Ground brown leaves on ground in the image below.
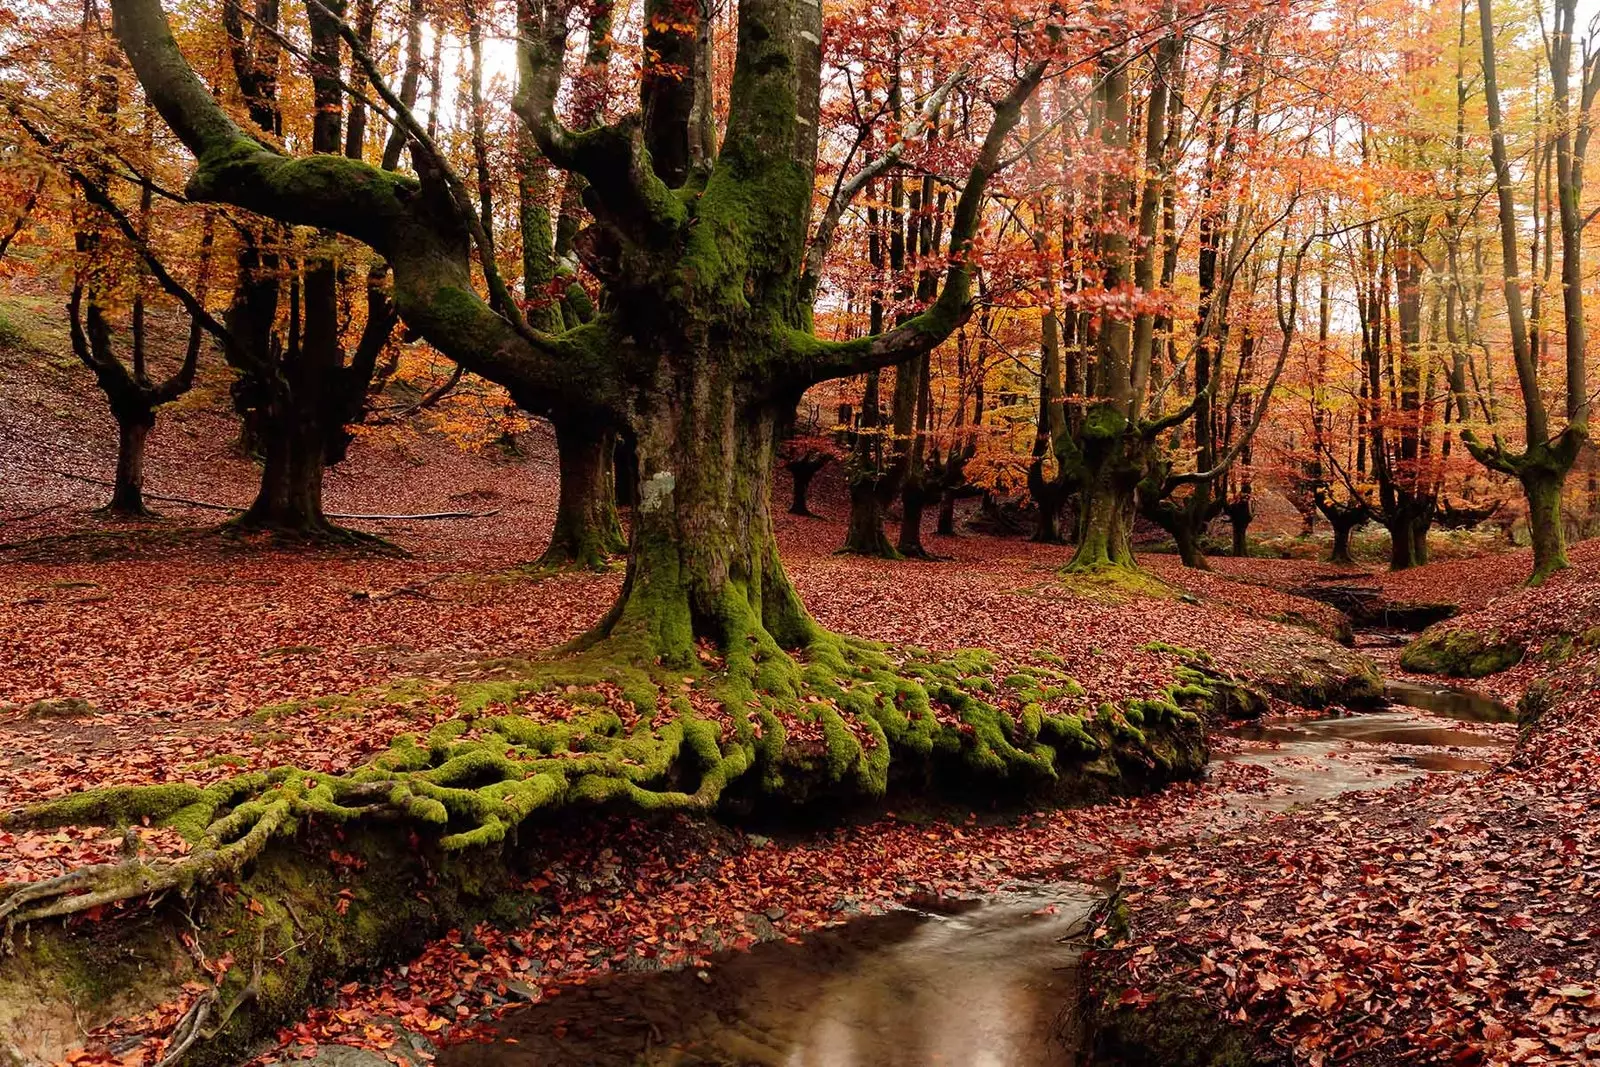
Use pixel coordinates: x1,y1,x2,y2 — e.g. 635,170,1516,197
1099,543,1600,1067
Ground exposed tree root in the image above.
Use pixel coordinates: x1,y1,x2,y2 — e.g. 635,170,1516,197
0,634,1221,935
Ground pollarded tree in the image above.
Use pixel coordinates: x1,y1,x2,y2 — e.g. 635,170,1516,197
1470,0,1592,583
111,0,1042,669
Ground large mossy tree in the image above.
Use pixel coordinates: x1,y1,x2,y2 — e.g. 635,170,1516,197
110,0,1042,664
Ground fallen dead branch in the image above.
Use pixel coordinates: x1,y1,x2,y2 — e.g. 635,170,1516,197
46,470,499,520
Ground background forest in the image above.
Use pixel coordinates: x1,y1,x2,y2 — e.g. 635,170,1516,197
5,0,1600,1064
1,0,1597,576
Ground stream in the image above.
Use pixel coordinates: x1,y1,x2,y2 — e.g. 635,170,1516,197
437,681,1516,1067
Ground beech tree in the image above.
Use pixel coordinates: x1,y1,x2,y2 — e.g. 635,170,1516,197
1469,0,1592,583
109,0,1043,670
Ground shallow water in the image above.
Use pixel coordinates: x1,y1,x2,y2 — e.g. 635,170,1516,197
1213,683,1515,811
437,887,1099,1066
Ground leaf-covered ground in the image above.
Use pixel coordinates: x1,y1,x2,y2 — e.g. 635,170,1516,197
2,425,1376,886
8,347,1583,1066
1095,544,1600,1066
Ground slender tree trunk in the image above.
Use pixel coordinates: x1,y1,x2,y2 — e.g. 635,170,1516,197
1227,498,1252,557
936,488,958,536
107,412,154,517
541,416,627,568
897,486,928,557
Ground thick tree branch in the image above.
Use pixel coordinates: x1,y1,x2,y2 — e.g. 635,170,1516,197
107,0,625,419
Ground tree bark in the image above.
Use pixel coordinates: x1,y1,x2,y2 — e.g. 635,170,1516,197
107,413,155,517
239,385,330,533
1227,497,1251,557
1522,452,1573,583
540,416,627,568
1331,519,1356,565
785,454,827,516
1067,407,1141,570
587,379,812,667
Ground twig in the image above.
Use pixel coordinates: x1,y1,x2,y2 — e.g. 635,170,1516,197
152,990,216,1067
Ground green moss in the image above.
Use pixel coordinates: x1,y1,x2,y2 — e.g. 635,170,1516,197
1400,627,1525,678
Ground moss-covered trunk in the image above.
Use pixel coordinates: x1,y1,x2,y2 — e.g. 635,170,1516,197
1141,486,1215,571
1385,516,1414,570
1523,462,1570,584
591,368,813,667
1068,407,1140,571
1073,480,1136,570
541,415,627,568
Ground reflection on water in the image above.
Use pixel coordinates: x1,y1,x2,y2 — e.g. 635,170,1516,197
1381,679,1516,723
1216,686,1514,813
440,889,1098,1067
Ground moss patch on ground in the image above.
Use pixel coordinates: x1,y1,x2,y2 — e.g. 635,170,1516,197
0,632,1250,1065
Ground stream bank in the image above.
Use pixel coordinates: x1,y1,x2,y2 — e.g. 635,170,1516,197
379,682,1513,1066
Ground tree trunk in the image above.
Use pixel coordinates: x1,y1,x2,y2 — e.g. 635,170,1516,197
1066,406,1139,570
1172,518,1206,569
1331,519,1356,565
897,484,929,558
1386,518,1416,570
841,480,898,557
1523,462,1570,584
936,488,958,536
106,413,155,517
1072,480,1136,570
1224,495,1252,558
541,416,627,568
1032,495,1063,544
786,455,827,516
589,380,813,667
240,397,329,532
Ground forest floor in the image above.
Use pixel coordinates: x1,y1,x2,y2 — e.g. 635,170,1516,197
3,328,1594,1065
1095,545,1600,1066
